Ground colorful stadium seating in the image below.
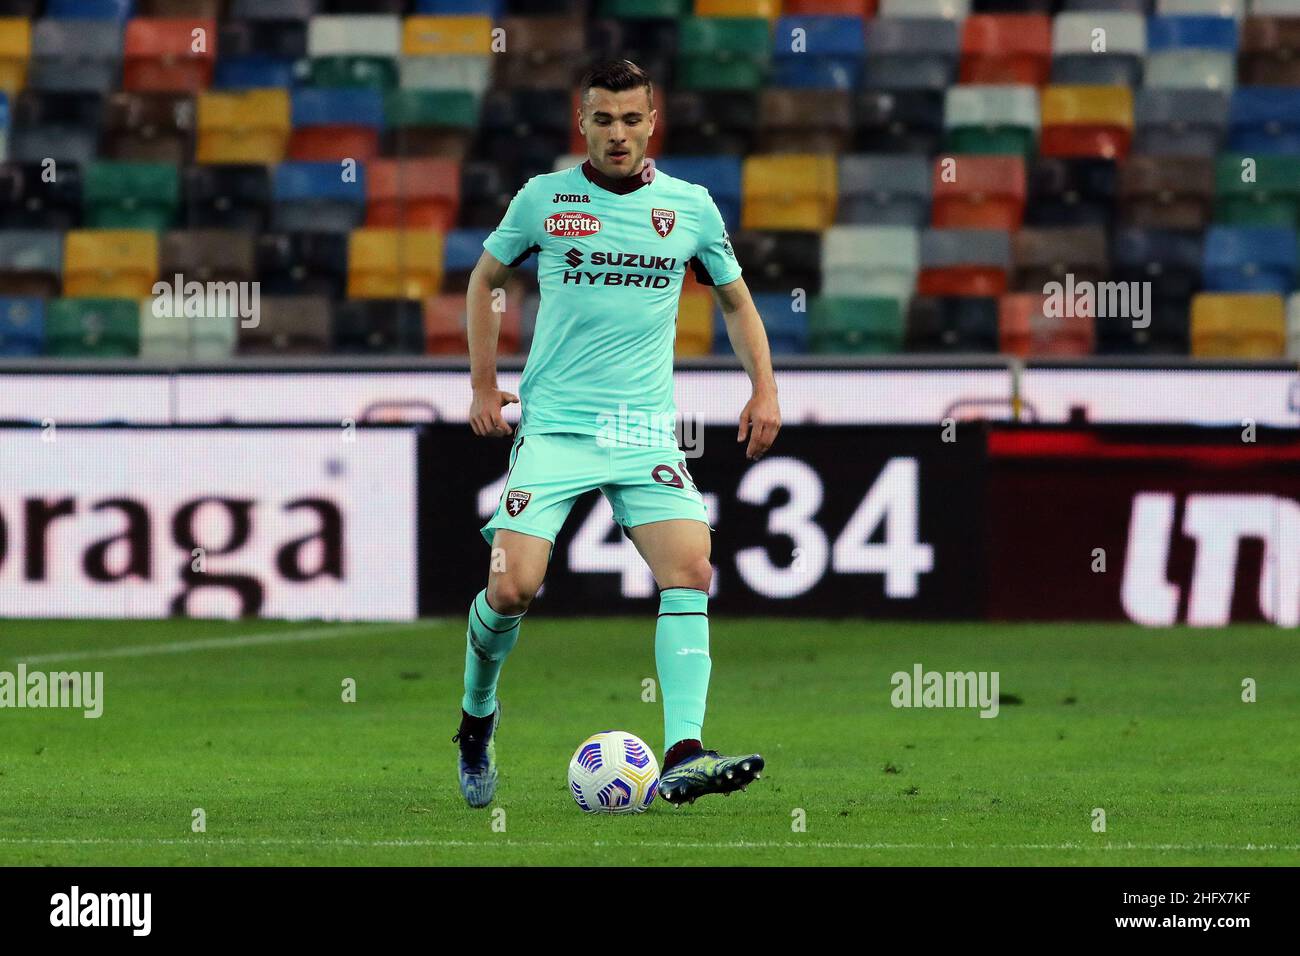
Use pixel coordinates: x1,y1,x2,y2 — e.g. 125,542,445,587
0,2,1295,361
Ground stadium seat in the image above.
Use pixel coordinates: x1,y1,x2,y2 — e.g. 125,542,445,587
212,15,305,89
675,288,714,356
0,229,61,296
1051,13,1146,86
930,155,1027,230
83,160,180,229
655,156,742,232
1214,154,1300,227
718,291,807,353
741,154,838,230
905,295,1000,352
863,18,961,90
665,90,759,156
0,161,82,229
63,228,158,297
290,89,384,163
960,15,1052,85
44,297,140,357
0,294,43,355
771,16,865,90
272,161,366,234
306,14,401,90
917,228,1011,297
785,0,877,12
160,228,256,283
1228,87,1300,154
474,89,569,182
196,89,291,164
347,228,443,299
45,0,134,17
1117,155,1214,230
1146,16,1238,91
10,91,104,165
29,18,123,94
1155,0,1243,16
138,297,191,360
494,15,587,90
1011,225,1109,291
238,294,332,355
1240,15,1300,86
399,15,492,94
757,89,853,153
1132,88,1228,156
730,230,822,293
998,292,1095,357
697,0,780,16
183,163,271,230
123,18,217,93
230,0,317,20
854,89,945,154
383,88,478,160
257,231,349,298
1040,85,1134,159
1026,157,1118,227
676,17,770,91
1190,292,1285,357
1288,291,1300,358
423,292,468,354
943,84,1039,158
440,227,489,291
821,224,919,300
332,299,425,354
0,16,28,98
596,1,689,18
1113,226,1204,307
809,296,905,354
103,92,195,164
365,158,459,230
880,0,970,17
1202,226,1298,293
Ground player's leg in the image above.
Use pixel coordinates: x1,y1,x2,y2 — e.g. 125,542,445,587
456,433,594,807
608,453,764,804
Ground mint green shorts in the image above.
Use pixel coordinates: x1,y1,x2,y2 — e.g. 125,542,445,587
480,432,710,547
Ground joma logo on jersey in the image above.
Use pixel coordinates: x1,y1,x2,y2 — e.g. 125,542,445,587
505,490,532,517
651,208,676,237
553,193,590,203
545,212,602,237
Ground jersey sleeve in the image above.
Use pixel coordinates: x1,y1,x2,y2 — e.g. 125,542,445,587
688,188,742,287
483,178,541,268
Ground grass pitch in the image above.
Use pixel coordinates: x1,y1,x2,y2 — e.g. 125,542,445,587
0,616,1296,867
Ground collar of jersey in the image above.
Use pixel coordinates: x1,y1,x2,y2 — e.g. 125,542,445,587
581,157,655,195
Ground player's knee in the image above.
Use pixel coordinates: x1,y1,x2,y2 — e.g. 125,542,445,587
487,577,537,616
664,557,712,594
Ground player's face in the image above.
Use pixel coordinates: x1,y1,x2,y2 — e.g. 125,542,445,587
579,86,656,179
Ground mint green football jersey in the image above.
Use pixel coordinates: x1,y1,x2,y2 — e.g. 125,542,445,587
482,160,742,448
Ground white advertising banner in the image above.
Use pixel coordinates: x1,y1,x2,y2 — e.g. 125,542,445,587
0,428,417,620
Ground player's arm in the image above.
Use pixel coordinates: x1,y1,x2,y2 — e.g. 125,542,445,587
467,249,519,438
712,276,780,461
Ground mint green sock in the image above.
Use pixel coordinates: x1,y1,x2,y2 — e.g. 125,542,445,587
655,587,712,751
462,589,524,717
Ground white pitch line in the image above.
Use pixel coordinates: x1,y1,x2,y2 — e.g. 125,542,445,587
0,838,1296,852
13,621,442,665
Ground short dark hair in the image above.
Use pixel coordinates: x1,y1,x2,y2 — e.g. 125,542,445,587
580,59,654,110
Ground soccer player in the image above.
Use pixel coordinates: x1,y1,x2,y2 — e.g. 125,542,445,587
455,59,781,809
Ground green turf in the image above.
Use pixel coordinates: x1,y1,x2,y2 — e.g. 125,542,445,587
0,617,1297,866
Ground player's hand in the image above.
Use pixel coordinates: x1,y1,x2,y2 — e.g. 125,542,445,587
738,388,780,461
469,387,518,438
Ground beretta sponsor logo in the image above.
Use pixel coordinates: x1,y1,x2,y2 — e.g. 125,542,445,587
545,211,602,237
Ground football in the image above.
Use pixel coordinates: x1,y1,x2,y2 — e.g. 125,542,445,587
567,731,660,813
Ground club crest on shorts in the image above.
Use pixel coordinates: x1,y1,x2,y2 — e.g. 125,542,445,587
651,208,676,238
506,490,532,517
